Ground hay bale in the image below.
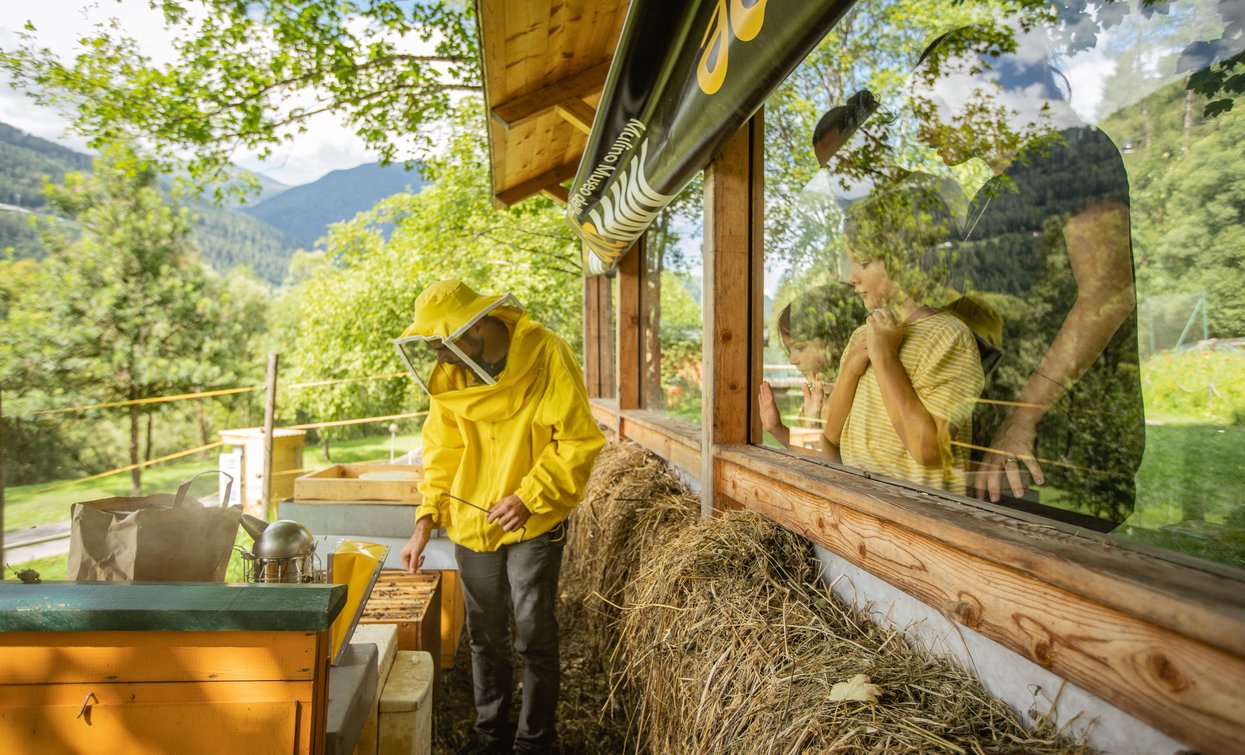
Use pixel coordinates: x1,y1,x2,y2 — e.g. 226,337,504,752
563,441,700,665
615,510,1093,755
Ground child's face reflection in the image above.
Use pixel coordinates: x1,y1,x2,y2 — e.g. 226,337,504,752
844,248,898,310
783,335,832,382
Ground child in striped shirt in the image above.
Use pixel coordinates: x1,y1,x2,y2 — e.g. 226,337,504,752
821,180,984,495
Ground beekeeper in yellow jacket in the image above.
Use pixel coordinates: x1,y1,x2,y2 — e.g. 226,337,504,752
395,280,604,755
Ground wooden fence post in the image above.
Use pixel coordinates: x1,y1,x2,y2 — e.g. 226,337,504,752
262,353,279,520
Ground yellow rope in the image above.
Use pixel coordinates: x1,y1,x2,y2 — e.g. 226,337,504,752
32,371,410,416
948,439,1109,475
25,405,428,495
289,411,428,431
30,441,226,494
34,387,261,416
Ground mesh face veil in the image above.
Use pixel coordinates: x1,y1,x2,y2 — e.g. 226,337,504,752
394,293,523,394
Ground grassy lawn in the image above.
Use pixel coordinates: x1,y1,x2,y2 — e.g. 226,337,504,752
1116,422,1245,570
3,430,423,532
3,431,422,574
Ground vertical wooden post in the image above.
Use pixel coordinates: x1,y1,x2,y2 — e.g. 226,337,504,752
262,353,279,520
701,110,764,517
599,272,616,399
583,268,600,397
748,112,766,447
617,237,643,413
582,260,616,400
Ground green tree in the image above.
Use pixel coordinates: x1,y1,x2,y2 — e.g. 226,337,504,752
284,104,582,450
26,143,233,494
0,1,478,198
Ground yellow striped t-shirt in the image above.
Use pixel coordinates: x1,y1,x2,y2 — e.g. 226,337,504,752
833,311,984,495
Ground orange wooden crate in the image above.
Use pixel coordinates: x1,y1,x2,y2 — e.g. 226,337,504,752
437,569,466,669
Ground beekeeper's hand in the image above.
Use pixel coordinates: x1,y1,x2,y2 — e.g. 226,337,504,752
487,493,532,532
400,515,435,573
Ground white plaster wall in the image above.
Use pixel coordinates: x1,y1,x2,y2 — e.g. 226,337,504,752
812,544,1189,755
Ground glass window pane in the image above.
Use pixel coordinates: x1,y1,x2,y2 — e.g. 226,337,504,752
760,0,1245,570
642,177,704,425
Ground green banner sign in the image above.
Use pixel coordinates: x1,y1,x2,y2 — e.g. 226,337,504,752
568,0,852,274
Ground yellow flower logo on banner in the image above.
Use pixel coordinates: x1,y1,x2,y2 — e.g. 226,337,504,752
697,0,769,95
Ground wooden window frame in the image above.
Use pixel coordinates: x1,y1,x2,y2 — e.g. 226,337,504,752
584,108,1245,753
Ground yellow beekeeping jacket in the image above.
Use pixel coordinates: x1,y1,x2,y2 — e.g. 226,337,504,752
410,297,605,552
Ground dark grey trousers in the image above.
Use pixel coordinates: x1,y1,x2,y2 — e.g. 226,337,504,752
455,525,565,751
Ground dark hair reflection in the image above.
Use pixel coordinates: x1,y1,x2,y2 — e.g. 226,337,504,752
913,25,1144,529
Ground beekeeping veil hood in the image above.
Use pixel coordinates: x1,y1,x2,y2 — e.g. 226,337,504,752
395,280,524,395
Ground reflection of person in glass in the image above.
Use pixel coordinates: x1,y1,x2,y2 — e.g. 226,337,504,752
760,285,864,449
821,181,985,495
910,25,1143,527
759,95,876,451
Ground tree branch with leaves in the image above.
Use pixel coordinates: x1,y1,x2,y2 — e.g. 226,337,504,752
1,0,480,200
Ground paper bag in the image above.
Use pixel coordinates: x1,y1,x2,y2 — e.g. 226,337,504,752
68,473,243,582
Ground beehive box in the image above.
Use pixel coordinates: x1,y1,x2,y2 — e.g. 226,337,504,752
436,569,466,670
294,464,423,503
359,570,441,665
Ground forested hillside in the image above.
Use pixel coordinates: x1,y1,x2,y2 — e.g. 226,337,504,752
242,162,427,248
1103,77,1245,338
187,200,303,284
0,122,93,209
0,122,303,282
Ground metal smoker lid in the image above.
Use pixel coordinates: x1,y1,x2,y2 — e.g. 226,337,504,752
252,519,315,559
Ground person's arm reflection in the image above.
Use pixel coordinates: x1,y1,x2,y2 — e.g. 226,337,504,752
821,331,868,463
976,200,1135,500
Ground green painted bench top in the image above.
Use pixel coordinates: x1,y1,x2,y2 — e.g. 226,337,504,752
0,582,347,632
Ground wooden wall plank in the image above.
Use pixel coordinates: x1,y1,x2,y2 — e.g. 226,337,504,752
582,267,615,400
716,451,1245,755
617,238,642,411
599,272,615,398
590,400,618,429
619,412,702,480
716,445,1245,657
749,110,766,446
584,270,602,398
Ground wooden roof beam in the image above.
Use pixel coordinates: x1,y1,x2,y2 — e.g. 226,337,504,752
495,159,581,208
541,184,571,205
554,98,596,135
490,62,611,131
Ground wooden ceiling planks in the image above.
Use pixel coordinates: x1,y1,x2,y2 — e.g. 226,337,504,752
479,0,629,207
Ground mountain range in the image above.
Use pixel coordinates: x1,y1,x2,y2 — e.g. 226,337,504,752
0,121,426,283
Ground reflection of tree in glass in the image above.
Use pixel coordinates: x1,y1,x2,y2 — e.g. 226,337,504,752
915,27,1144,527
643,179,704,420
